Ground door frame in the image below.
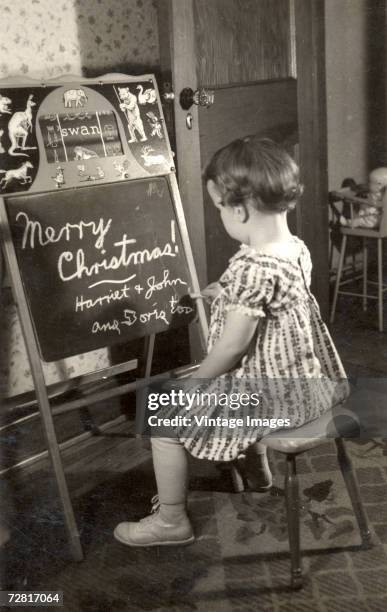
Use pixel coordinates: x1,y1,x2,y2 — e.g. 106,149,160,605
294,0,329,317
158,0,206,288
158,0,329,317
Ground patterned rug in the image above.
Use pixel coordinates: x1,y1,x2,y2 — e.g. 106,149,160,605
208,471,361,558
4,439,381,611
187,441,365,556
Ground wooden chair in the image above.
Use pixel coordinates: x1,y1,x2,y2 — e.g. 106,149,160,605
330,187,387,331
231,408,371,590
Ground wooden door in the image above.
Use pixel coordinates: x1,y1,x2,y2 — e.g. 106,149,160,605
158,0,329,316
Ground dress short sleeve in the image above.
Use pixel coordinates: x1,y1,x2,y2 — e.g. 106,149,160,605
299,245,312,289
223,259,275,318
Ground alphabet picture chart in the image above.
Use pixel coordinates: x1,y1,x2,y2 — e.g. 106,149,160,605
39,110,124,164
0,74,174,195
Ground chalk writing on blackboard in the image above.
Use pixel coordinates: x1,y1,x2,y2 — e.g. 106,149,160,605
7,178,195,361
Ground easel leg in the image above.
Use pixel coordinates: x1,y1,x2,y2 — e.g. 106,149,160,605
142,333,156,378
27,383,83,560
0,202,83,561
135,334,156,444
42,415,83,561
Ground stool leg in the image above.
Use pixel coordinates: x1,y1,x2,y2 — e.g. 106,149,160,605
285,455,303,589
330,234,347,324
230,461,245,493
335,438,372,547
377,238,383,332
329,238,334,275
362,238,368,312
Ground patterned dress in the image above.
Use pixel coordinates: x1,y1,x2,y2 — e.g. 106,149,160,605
167,237,349,461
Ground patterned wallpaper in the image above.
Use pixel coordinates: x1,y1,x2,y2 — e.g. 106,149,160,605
0,293,111,398
0,0,160,396
0,0,159,80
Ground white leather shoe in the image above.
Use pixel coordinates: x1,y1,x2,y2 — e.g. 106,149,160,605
114,511,194,547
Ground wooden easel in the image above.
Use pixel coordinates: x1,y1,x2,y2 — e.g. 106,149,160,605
0,171,208,560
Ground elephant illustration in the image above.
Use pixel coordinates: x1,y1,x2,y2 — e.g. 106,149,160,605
63,89,88,108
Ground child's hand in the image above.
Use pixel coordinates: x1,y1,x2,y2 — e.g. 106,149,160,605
200,282,222,302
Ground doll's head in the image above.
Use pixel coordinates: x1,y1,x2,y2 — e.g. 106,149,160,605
203,136,303,213
369,167,387,198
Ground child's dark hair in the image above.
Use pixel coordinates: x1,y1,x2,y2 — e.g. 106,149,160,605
203,136,303,212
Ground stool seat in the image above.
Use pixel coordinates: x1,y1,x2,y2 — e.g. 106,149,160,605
340,226,381,238
262,407,358,454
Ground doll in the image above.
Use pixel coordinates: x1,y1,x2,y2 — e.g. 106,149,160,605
340,167,387,229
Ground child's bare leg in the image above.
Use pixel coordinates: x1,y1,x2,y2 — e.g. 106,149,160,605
152,437,188,521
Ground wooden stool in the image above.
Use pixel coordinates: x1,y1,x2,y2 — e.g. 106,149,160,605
231,409,372,590
329,188,387,332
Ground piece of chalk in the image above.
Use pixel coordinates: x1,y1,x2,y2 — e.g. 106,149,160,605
189,293,204,299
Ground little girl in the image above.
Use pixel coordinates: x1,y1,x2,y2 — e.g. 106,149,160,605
114,137,349,547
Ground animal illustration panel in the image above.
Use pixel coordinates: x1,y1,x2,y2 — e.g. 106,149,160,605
89,82,172,175
0,87,52,194
0,77,173,193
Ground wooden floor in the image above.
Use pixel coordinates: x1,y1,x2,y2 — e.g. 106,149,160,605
16,418,150,497
2,292,387,610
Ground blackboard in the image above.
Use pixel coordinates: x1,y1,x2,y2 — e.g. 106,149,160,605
6,178,196,361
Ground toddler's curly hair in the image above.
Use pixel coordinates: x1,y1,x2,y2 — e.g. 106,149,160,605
203,136,303,212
